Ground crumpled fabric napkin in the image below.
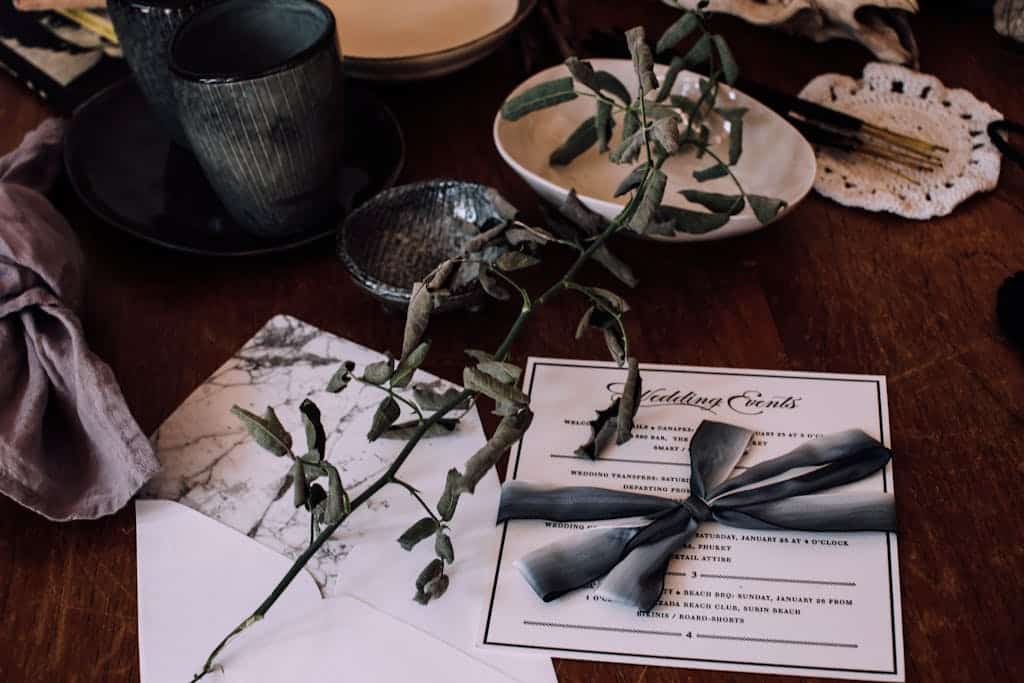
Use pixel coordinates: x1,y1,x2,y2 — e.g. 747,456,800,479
0,119,159,521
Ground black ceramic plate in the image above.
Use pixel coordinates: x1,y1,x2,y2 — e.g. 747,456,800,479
64,78,404,256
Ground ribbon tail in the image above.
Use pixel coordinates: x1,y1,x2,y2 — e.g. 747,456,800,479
514,526,641,602
714,492,897,532
498,481,677,523
595,518,699,612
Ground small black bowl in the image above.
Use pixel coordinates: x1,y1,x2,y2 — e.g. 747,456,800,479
338,180,513,312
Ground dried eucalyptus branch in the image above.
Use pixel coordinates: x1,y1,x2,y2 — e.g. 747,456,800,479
191,8,764,680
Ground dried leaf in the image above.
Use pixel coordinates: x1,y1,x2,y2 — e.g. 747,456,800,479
463,218,509,253
604,327,626,365
478,267,511,301
412,381,469,411
501,77,577,121
657,206,731,234
435,532,455,563
749,195,788,223
609,129,644,165
550,116,598,166
713,35,739,84
423,573,450,600
594,70,632,106
693,162,729,182
392,341,430,388
650,117,680,154
564,56,599,91
625,27,658,93
485,188,518,220
362,359,393,385
465,349,495,364
463,367,528,405
592,244,639,288
616,357,641,445
427,258,459,291
622,108,640,140
680,189,745,215
575,305,597,340
399,518,440,551
450,260,481,291
496,251,541,271
505,226,553,246
575,399,620,459
367,396,401,441
596,99,613,152
402,282,432,361
230,406,291,457
436,468,462,521
629,169,667,233
460,408,534,493
299,399,326,461
656,12,699,53
587,286,630,315
558,189,607,235
381,418,460,440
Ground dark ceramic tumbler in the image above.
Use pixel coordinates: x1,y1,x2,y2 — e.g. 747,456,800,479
169,0,344,238
107,0,212,146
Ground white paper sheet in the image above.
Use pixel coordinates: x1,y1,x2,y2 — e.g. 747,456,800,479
479,358,905,681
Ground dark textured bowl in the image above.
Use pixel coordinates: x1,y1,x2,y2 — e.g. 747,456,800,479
338,180,512,312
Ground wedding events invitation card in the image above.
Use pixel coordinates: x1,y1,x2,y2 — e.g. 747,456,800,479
480,358,904,681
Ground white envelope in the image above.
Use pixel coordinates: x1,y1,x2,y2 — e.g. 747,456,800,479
136,500,545,682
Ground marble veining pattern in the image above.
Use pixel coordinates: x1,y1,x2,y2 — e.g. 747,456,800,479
145,315,486,595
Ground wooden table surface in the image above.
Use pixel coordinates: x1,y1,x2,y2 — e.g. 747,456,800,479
1,2,1022,682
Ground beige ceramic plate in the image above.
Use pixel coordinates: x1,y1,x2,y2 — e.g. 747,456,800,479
328,0,536,81
493,58,817,242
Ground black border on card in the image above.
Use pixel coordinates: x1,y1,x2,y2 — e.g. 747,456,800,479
482,361,900,677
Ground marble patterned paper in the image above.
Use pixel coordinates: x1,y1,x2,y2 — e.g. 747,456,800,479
144,315,486,596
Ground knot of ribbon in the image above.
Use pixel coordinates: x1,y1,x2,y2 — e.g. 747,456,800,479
496,420,897,612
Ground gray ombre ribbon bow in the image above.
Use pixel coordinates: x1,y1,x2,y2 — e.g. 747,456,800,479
497,420,897,612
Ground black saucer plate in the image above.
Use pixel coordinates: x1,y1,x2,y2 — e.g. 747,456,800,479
64,78,404,256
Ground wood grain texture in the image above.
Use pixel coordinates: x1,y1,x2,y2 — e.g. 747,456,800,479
0,2,1022,681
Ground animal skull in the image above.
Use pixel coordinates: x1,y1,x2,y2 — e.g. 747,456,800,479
664,0,919,66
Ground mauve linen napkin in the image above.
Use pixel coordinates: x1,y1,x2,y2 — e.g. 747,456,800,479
0,119,159,521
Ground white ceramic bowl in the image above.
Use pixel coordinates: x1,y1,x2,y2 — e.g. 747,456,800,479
493,58,817,242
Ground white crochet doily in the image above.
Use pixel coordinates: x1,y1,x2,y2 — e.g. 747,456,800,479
799,63,1003,220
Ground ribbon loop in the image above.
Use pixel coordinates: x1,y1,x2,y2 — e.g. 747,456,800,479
682,495,712,522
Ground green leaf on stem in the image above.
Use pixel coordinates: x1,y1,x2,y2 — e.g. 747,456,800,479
650,117,680,154
501,77,577,121
435,532,455,563
657,206,731,234
476,360,522,384
748,195,788,223
230,405,291,457
594,70,632,106
629,169,668,233
367,396,401,442
680,189,745,215
414,558,444,603
713,35,739,84
622,108,640,140
717,106,747,165
656,12,699,54
610,129,644,165
291,460,307,508
463,367,528,406
436,468,462,521
614,163,649,197
392,341,430,388
550,116,598,166
616,357,642,445
324,464,347,525
682,33,713,68
558,189,606,235
381,418,461,440
655,56,686,102
693,162,729,182
465,349,495,364
400,518,440,551
423,573,450,600
361,359,393,386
